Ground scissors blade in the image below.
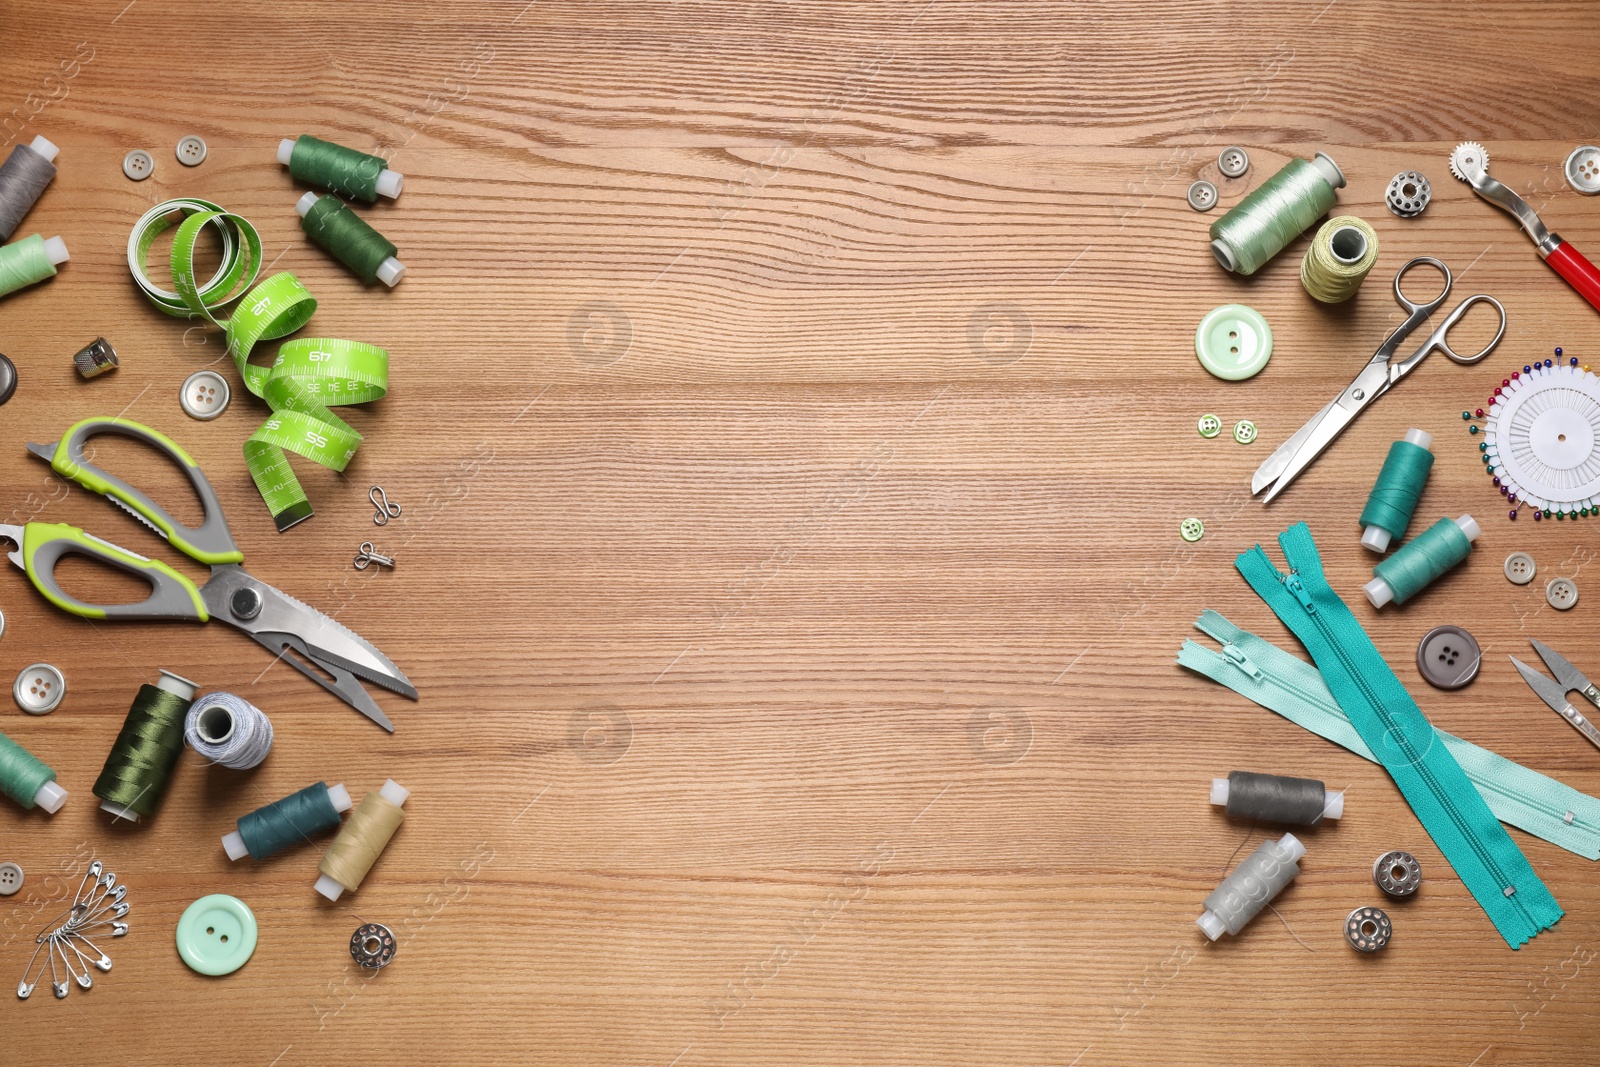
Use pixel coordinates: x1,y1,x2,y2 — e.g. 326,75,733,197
1255,361,1392,503
1252,395,1341,495
1530,639,1600,706
1511,656,1573,715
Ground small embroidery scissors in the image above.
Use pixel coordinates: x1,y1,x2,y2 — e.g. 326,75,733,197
1252,257,1506,503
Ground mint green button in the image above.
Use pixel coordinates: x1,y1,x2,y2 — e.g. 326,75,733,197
176,894,257,976
1195,304,1272,380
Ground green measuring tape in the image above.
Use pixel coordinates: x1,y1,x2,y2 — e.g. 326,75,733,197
128,200,390,530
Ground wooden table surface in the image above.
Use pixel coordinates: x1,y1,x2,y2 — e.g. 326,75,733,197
4,1,1600,1062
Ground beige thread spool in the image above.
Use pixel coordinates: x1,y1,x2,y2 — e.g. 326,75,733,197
314,779,408,901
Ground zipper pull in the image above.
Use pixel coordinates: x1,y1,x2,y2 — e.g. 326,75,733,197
1283,572,1318,615
1222,643,1264,681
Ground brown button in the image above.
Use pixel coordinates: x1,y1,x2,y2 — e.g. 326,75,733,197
1416,625,1481,689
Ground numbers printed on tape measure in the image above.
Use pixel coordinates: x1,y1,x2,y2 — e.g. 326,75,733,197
305,431,328,448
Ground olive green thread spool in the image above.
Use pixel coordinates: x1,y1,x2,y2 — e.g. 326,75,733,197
223,782,352,861
1301,215,1379,303
295,192,405,286
278,135,403,202
1365,515,1480,608
1361,429,1435,552
92,671,197,822
0,729,67,812
0,233,69,300
1210,152,1346,276
315,778,408,900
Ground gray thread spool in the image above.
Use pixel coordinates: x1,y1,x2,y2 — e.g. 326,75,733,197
1197,833,1305,940
0,136,58,242
183,692,274,770
1210,770,1344,826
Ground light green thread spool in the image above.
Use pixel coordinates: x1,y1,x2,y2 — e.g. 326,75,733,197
0,729,66,812
1365,515,1480,608
0,233,68,299
1210,152,1346,276
295,193,405,286
278,136,403,202
1360,429,1435,552
1301,215,1379,303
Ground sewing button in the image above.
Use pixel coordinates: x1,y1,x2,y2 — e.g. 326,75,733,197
176,894,258,976
180,370,230,420
1503,551,1537,585
1180,517,1204,542
1217,147,1250,179
0,862,23,896
1416,625,1481,690
175,136,207,167
1546,577,1579,611
1565,146,1600,194
1197,414,1222,438
0,353,15,405
14,663,65,715
1195,304,1272,381
122,149,154,181
1186,180,1218,211
1232,420,1257,444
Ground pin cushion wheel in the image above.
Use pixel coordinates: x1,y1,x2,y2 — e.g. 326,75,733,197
1474,352,1600,520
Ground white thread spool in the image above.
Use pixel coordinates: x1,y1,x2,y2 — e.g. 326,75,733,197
184,692,274,769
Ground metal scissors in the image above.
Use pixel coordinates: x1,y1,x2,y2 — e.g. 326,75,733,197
0,418,416,731
1252,257,1507,503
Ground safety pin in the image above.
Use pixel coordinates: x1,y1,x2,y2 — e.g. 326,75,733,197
52,938,91,990
61,931,112,971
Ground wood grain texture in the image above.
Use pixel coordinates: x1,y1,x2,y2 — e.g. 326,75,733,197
3,0,1600,1062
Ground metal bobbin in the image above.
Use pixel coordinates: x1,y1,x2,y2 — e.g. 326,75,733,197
350,922,396,969
1344,906,1392,952
1386,171,1432,218
1372,850,1421,897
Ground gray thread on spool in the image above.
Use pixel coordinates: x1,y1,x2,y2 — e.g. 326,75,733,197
1226,770,1328,826
1202,837,1301,937
183,691,274,770
0,141,56,242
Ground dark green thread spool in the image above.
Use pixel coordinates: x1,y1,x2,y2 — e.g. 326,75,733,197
92,672,197,822
279,135,403,203
1365,515,1480,608
0,729,66,812
1360,429,1435,552
296,192,405,286
223,781,351,861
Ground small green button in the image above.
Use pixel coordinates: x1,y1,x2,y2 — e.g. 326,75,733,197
1197,414,1222,438
1233,419,1258,444
176,894,258,976
1195,304,1273,381
1180,517,1205,542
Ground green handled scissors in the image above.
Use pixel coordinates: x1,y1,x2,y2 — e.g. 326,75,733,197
0,417,416,731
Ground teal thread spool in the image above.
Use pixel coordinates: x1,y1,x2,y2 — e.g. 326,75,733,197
222,782,352,861
1361,429,1435,552
296,192,405,286
0,233,69,300
1365,515,1481,608
0,729,67,812
1210,152,1346,276
278,135,403,202
92,671,197,822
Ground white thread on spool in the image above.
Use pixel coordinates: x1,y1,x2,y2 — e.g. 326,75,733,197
184,691,273,770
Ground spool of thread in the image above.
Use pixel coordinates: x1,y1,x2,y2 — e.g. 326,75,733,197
1360,429,1435,552
0,135,58,241
1197,833,1305,941
1209,152,1346,276
1210,770,1344,826
278,135,403,202
0,729,67,813
0,233,69,300
1300,215,1379,303
223,782,353,861
295,192,405,286
91,671,197,822
1365,515,1480,608
184,692,274,770
315,779,409,900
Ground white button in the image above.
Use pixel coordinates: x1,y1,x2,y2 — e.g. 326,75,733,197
1504,551,1537,585
1218,147,1250,178
122,149,154,181
1187,180,1218,211
0,862,22,896
1565,146,1600,194
14,663,65,715
1547,576,1580,611
176,135,207,167
181,370,230,420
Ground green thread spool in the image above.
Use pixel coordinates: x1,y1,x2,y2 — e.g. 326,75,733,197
223,781,352,861
1210,152,1346,276
1365,515,1480,608
0,729,67,812
0,233,69,299
295,192,405,286
278,135,403,202
315,779,408,900
1360,429,1435,552
92,671,197,822
1301,215,1379,303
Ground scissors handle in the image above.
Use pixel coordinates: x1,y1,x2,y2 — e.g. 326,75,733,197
1433,294,1507,364
26,419,242,566
15,522,208,621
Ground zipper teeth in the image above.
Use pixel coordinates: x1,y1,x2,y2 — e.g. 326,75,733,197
1283,572,1533,922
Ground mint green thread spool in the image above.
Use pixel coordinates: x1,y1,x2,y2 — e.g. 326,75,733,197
1365,515,1480,608
0,233,68,300
0,729,67,812
1360,429,1435,552
278,136,402,202
295,193,405,286
1210,153,1346,276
